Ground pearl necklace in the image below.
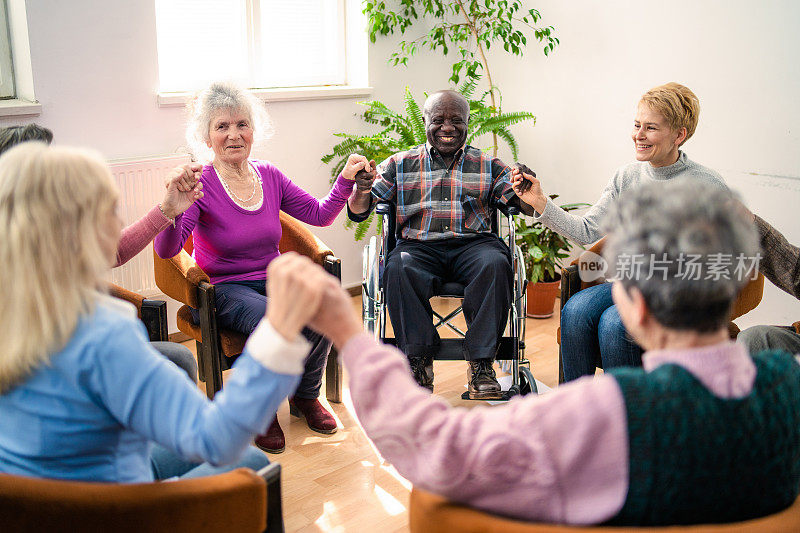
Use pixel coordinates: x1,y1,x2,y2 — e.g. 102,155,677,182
214,162,261,205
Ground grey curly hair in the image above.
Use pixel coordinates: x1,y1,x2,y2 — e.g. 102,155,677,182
603,178,760,333
185,82,273,162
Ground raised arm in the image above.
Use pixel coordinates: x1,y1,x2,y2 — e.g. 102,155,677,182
278,155,373,226
306,264,629,523
93,253,328,467
754,214,800,299
115,163,203,266
512,166,612,246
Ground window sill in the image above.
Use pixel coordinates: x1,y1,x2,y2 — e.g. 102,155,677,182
0,98,41,117
157,85,373,108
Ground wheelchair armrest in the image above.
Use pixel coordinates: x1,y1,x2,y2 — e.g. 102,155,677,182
375,202,392,215
490,199,520,217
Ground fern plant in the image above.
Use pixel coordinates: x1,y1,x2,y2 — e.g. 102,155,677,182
515,195,590,283
322,81,534,239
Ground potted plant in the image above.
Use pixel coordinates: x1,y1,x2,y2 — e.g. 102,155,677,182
515,195,589,318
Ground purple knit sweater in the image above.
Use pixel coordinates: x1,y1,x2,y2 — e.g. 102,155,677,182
154,160,353,284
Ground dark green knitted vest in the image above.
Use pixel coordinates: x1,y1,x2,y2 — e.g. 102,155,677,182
606,350,800,526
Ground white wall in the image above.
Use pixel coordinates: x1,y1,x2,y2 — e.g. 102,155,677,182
6,0,799,330
0,0,415,291
480,0,800,328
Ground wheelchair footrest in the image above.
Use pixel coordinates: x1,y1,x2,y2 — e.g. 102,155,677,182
461,390,513,401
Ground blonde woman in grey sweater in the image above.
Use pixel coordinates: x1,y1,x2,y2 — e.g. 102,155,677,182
513,83,726,381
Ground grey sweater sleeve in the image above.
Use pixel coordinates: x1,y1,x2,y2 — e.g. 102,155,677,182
531,154,727,246
532,175,619,246
754,215,800,299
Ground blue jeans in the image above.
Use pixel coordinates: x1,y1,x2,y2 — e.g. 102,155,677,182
191,279,330,399
150,444,269,480
151,341,198,383
560,282,643,382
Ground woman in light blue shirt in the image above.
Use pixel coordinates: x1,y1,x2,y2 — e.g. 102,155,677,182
0,143,328,482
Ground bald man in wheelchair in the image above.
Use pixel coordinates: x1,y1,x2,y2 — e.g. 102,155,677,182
348,89,535,398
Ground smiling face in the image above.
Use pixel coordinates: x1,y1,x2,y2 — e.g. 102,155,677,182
207,108,254,166
632,103,686,168
424,92,469,158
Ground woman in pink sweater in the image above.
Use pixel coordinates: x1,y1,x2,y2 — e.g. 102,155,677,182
296,179,800,526
155,82,371,454
0,123,204,381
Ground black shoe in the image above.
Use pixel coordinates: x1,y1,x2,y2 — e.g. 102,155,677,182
467,358,502,399
409,356,434,392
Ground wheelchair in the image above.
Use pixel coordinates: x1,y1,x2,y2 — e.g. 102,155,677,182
362,201,537,399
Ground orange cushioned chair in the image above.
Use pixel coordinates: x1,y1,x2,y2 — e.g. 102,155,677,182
153,211,343,401
409,487,800,533
0,463,283,533
109,283,169,342
556,237,765,383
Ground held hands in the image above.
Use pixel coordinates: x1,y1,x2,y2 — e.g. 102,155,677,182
511,163,547,214
266,253,363,348
342,153,377,189
160,163,204,219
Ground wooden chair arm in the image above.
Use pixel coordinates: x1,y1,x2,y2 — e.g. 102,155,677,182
109,283,146,315
279,211,334,266
0,469,267,533
569,236,607,267
731,272,765,321
153,248,210,309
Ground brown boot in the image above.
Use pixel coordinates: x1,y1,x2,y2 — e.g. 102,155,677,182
409,356,434,392
289,397,338,434
254,417,285,454
467,358,502,399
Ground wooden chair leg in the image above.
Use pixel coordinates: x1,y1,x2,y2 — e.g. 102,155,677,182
325,347,342,404
257,463,285,533
198,282,224,400
195,340,206,383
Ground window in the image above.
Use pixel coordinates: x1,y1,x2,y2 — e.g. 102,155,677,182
0,0,40,116
0,0,16,99
155,0,355,94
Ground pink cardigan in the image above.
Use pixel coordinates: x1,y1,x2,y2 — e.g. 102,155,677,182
115,206,171,267
340,335,758,525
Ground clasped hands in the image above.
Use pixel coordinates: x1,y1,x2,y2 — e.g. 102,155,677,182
342,154,377,192
266,253,362,351
511,162,547,214
160,163,205,219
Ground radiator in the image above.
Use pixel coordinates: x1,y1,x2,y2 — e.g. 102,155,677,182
108,154,191,297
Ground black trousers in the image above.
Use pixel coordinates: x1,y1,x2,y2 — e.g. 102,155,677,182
384,234,512,361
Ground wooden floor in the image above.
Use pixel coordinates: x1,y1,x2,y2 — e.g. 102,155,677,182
185,295,561,532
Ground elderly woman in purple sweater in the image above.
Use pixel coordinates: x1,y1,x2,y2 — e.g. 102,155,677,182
155,82,370,454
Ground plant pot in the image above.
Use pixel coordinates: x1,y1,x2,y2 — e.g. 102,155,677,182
526,275,561,319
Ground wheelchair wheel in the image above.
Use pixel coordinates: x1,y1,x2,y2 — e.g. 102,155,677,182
518,366,538,395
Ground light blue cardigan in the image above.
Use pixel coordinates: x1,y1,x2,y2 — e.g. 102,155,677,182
0,295,299,482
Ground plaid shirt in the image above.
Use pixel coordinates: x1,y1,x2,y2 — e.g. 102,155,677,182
367,143,516,241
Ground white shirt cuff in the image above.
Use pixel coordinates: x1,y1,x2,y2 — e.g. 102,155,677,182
245,318,311,375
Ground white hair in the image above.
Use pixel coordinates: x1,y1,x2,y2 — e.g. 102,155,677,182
603,179,760,332
185,81,273,162
0,143,118,393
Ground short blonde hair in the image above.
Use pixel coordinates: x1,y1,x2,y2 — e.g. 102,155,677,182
639,82,700,146
185,81,273,162
0,143,119,393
